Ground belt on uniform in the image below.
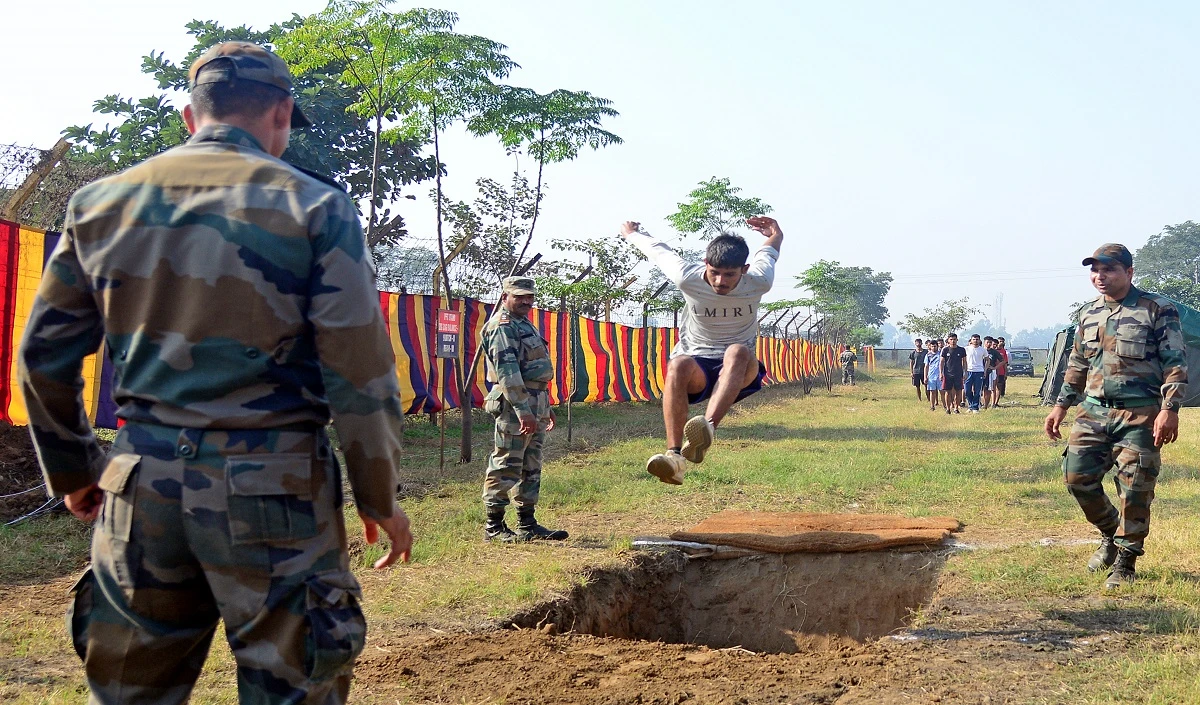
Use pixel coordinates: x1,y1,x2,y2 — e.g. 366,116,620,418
525,381,549,391
1084,396,1159,410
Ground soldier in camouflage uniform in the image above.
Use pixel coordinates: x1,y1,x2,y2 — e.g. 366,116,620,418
479,277,568,542
839,346,858,385
17,42,413,703
1044,244,1186,590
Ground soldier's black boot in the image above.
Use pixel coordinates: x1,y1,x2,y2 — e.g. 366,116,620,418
1087,530,1118,573
1104,548,1138,591
515,509,568,542
484,508,517,543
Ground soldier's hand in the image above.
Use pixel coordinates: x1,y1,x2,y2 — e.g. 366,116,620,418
619,221,640,237
64,483,103,522
518,411,538,435
1044,406,1068,440
1153,409,1180,447
359,507,413,569
546,408,557,432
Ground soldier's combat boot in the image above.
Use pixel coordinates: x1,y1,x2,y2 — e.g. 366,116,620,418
516,510,568,542
1104,549,1138,591
484,508,517,543
1087,530,1118,573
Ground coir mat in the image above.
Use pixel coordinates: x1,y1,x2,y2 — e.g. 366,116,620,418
670,510,962,553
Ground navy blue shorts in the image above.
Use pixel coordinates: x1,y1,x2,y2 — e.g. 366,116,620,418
686,356,767,405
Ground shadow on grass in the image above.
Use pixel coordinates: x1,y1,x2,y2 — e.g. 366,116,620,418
1045,605,1200,635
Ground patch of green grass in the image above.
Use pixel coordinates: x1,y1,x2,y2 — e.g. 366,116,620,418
0,514,90,585
9,370,1200,702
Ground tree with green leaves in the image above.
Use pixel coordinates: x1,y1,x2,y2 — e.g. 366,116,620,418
900,298,981,339
439,173,541,297
470,87,622,272
277,3,465,248
667,177,772,240
795,260,892,343
535,236,644,320
1134,221,1200,308
68,17,437,247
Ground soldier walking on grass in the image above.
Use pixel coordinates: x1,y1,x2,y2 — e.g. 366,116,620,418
1044,244,1186,591
480,276,568,543
16,43,414,703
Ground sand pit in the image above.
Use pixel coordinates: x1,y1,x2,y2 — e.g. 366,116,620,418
510,547,947,653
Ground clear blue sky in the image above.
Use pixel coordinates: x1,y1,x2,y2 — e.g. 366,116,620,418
4,1,1198,333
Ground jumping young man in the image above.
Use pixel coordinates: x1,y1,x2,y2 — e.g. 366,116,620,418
619,217,782,485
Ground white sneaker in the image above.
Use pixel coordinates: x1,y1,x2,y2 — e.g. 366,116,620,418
681,416,715,464
647,450,686,485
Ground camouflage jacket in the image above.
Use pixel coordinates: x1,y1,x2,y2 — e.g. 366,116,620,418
481,309,554,418
839,351,857,366
17,124,403,521
1056,287,1188,409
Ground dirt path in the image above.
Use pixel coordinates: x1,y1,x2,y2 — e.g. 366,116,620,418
352,591,1131,704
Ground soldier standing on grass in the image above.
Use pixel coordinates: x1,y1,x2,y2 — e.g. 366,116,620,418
480,276,568,543
1044,244,1186,590
840,346,858,385
17,42,413,703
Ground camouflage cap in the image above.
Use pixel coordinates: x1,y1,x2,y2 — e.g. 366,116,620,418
188,42,312,128
502,276,537,296
1082,243,1133,268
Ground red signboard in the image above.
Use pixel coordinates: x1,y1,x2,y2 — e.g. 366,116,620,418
435,309,461,358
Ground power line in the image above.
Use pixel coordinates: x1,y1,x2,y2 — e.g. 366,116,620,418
890,273,1080,286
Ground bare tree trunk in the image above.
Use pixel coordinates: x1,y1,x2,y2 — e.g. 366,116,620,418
510,129,546,276
367,114,383,247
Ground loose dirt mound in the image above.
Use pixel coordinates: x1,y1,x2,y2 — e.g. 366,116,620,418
0,422,50,522
671,510,962,552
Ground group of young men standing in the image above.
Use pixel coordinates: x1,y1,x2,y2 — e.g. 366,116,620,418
910,334,1009,413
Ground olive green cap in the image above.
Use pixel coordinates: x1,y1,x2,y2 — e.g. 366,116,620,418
188,42,311,128
502,276,537,296
1082,243,1133,268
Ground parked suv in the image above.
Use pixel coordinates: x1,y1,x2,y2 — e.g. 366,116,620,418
1007,346,1035,376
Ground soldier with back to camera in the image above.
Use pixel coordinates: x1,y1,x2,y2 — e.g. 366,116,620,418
18,42,412,703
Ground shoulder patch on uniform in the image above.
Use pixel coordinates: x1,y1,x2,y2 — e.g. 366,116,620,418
499,312,511,323
291,164,348,193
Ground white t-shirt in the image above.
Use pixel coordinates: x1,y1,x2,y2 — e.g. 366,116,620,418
626,230,778,359
965,345,988,372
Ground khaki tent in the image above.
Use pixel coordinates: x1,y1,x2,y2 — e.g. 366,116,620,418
1040,298,1200,406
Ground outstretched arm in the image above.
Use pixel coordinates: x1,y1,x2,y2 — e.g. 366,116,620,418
619,221,687,285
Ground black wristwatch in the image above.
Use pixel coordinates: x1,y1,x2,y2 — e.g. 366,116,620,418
1162,400,1181,412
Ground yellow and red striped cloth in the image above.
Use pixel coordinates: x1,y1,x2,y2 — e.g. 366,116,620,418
0,218,860,427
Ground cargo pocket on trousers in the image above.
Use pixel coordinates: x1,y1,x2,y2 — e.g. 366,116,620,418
98,453,141,542
226,453,317,545
65,568,95,662
304,570,367,682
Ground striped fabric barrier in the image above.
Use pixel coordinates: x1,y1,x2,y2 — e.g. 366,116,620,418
0,221,118,428
0,219,838,427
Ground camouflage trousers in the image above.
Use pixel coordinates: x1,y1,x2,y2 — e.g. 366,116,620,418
841,364,855,384
482,425,545,511
1063,402,1160,555
68,421,365,704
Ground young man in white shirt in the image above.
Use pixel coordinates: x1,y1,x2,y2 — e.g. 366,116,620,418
964,333,988,412
619,216,782,484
